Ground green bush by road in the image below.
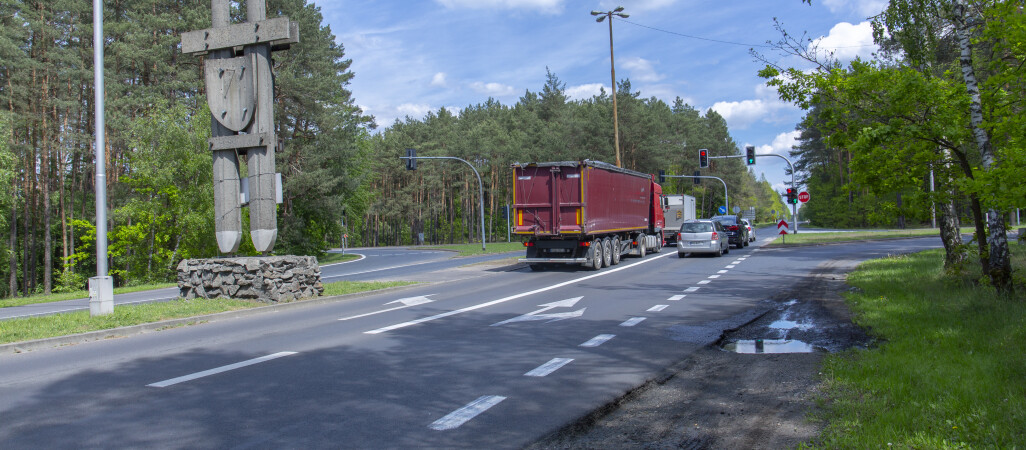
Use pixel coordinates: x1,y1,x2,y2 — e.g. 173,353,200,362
813,245,1025,447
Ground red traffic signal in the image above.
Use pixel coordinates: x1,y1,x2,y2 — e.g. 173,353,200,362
699,149,708,168
785,188,797,204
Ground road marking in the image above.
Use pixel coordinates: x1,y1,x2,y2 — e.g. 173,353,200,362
580,334,616,347
708,274,720,279
322,258,448,280
668,295,685,301
697,280,711,285
732,260,743,264
525,358,574,377
319,253,366,267
725,265,736,269
429,395,507,430
492,297,585,326
717,270,728,274
684,287,701,293
620,317,646,327
647,305,668,312
338,295,435,322
147,352,298,388
365,252,673,334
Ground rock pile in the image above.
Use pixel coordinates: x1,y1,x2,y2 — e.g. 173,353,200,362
177,256,324,303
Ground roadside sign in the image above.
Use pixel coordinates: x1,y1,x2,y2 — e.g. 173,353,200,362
718,205,727,214
777,219,789,235
732,205,741,214
798,191,810,203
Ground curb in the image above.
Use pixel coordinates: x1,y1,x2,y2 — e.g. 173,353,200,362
0,283,424,355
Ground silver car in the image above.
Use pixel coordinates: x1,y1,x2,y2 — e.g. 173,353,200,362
741,218,756,242
676,219,730,258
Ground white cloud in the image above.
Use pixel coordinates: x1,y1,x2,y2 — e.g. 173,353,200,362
811,21,878,62
596,0,677,12
710,82,802,130
431,72,447,87
396,103,433,119
436,0,564,14
822,0,887,17
755,130,801,158
469,81,516,97
621,57,664,83
566,83,606,100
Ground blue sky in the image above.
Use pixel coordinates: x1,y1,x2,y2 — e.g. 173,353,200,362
318,0,886,196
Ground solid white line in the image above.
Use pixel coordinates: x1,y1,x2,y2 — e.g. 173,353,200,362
684,287,701,293
708,274,720,279
717,270,728,274
365,252,673,334
322,258,445,279
147,352,298,388
697,280,711,285
647,305,668,312
580,334,616,347
525,358,574,377
668,295,685,301
319,253,367,267
620,317,646,327
338,304,414,322
429,395,507,430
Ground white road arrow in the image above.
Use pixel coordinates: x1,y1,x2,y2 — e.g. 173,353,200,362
339,295,435,322
491,297,586,326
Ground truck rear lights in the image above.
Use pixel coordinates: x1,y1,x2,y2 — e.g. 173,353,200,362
523,241,535,247
580,241,591,247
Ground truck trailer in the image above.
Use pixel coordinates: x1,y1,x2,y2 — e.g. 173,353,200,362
512,160,665,271
661,194,697,245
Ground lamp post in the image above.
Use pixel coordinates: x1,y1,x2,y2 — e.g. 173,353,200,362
591,6,628,168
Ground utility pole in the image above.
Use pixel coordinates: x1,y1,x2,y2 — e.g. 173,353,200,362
591,7,629,168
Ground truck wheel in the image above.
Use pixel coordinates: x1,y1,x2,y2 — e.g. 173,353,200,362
652,234,662,253
602,238,613,267
590,239,604,270
611,237,621,265
637,234,647,258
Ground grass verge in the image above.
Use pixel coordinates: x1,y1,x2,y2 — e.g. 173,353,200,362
812,244,1026,447
0,283,177,309
770,227,975,245
318,252,361,265
0,280,415,345
419,241,524,256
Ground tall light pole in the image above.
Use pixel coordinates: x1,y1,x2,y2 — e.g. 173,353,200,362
591,6,628,168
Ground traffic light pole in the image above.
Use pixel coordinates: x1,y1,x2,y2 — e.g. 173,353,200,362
707,152,799,233
400,155,487,251
662,174,729,216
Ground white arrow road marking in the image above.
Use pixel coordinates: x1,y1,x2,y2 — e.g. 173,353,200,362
525,358,574,377
338,295,436,322
364,252,674,335
429,395,507,430
148,352,297,388
620,317,646,327
491,297,585,326
580,334,615,347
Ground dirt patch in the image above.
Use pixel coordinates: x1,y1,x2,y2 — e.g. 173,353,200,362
527,258,869,449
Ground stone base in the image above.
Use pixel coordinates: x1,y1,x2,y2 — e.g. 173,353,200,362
177,256,324,303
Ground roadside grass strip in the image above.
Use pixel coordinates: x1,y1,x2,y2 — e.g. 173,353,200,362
0,280,415,345
769,227,976,246
427,242,524,257
814,246,1026,448
0,283,177,308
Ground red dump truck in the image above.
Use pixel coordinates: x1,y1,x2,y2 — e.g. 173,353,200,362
512,160,665,271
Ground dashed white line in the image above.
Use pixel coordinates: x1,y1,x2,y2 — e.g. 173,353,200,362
726,265,736,269
580,334,616,347
732,260,743,264
147,352,298,388
668,295,685,301
620,317,646,327
684,287,701,293
429,395,507,430
525,358,574,377
647,305,668,312
708,275,720,279
717,270,728,274
697,280,711,285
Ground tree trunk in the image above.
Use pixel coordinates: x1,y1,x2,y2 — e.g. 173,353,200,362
8,201,17,298
953,1,1012,293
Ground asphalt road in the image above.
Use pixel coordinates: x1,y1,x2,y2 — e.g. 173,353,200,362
0,233,944,448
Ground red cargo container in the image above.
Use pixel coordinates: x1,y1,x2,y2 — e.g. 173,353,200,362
513,160,665,270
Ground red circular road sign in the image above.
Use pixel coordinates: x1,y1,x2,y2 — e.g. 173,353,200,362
798,191,810,203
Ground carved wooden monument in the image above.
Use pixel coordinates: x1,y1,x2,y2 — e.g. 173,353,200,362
182,0,298,253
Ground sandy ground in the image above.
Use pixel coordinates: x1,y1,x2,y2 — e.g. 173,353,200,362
526,258,870,449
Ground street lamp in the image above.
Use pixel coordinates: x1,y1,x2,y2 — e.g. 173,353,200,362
591,6,628,168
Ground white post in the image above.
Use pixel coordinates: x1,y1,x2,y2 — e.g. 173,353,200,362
90,0,113,315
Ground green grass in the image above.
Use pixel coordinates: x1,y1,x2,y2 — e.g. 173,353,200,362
0,280,415,345
317,252,361,265
0,282,177,308
810,244,1026,448
416,241,525,257
770,227,975,245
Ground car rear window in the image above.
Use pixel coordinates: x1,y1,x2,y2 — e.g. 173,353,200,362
681,223,712,233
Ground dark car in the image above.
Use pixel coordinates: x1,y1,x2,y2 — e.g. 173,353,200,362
709,215,749,248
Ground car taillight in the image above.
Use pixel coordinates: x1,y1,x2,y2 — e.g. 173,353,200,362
711,232,718,240
728,225,739,231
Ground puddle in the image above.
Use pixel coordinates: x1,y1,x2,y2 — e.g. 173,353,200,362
769,319,814,331
722,339,819,354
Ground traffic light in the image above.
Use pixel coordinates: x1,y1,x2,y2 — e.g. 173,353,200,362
658,169,665,183
699,149,708,168
745,145,756,165
693,170,701,185
405,148,417,170
786,188,797,204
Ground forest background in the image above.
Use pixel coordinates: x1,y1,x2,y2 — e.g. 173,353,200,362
0,0,789,297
